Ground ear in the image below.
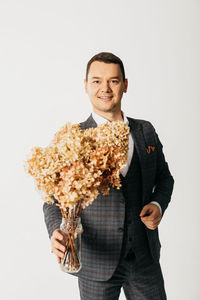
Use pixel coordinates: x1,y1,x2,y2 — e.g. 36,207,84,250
84,79,88,93
123,78,128,93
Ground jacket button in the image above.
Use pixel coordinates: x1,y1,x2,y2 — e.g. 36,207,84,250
118,227,124,232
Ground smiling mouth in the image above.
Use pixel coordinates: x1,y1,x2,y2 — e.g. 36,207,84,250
98,96,113,100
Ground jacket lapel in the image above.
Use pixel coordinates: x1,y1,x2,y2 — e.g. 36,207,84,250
128,117,156,203
128,117,147,169
79,113,97,130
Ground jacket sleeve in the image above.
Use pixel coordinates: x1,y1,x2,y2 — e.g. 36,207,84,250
149,123,175,216
43,196,62,239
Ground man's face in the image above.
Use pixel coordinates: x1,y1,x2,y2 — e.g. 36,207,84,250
84,61,128,114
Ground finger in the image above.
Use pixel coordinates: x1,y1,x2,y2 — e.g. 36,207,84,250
153,216,162,225
53,248,65,259
155,219,161,226
148,218,161,228
146,223,157,230
57,256,61,264
52,230,63,241
52,240,66,252
142,218,160,226
141,205,160,216
139,207,150,217
141,216,154,222
141,214,161,222
141,219,160,228
140,209,155,217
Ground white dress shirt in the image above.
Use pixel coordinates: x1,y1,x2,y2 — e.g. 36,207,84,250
91,110,162,215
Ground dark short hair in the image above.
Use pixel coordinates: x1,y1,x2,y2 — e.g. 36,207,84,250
85,52,126,82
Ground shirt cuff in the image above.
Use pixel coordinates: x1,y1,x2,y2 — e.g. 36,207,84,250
150,201,162,215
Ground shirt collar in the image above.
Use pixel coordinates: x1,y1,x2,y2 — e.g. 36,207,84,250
92,110,129,126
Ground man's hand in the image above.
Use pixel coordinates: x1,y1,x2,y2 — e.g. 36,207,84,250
50,229,67,264
139,203,162,230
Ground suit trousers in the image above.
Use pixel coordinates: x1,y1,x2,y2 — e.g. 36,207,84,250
78,248,167,300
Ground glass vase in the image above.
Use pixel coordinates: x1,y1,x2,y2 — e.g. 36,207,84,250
59,211,83,273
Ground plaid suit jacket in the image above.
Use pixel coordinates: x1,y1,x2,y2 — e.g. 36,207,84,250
43,113,174,281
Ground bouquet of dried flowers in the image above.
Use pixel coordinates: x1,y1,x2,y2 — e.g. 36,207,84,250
25,120,130,272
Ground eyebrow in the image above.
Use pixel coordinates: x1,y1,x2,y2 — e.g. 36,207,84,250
90,76,120,80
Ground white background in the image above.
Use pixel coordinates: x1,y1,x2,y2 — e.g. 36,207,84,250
0,0,199,299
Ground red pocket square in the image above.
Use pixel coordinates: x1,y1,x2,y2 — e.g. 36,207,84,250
147,145,155,154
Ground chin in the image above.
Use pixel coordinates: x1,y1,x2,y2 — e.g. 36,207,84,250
96,105,113,112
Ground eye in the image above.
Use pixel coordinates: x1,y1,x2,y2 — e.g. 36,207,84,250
93,80,99,83
111,80,118,83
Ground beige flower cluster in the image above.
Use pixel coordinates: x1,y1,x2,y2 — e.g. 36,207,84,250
25,121,130,212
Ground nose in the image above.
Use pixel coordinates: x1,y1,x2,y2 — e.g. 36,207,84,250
101,81,112,92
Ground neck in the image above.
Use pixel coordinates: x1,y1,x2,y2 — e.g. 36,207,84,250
93,109,124,122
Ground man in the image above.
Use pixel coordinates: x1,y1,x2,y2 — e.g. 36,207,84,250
43,52,174,299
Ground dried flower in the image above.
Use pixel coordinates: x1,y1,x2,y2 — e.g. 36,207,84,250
24,120,130,213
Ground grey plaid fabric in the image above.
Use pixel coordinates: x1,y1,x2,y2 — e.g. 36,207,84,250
78,250,167,300
43,113,174,284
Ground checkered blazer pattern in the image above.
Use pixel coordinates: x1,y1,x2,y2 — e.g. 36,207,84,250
43,113,174,281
